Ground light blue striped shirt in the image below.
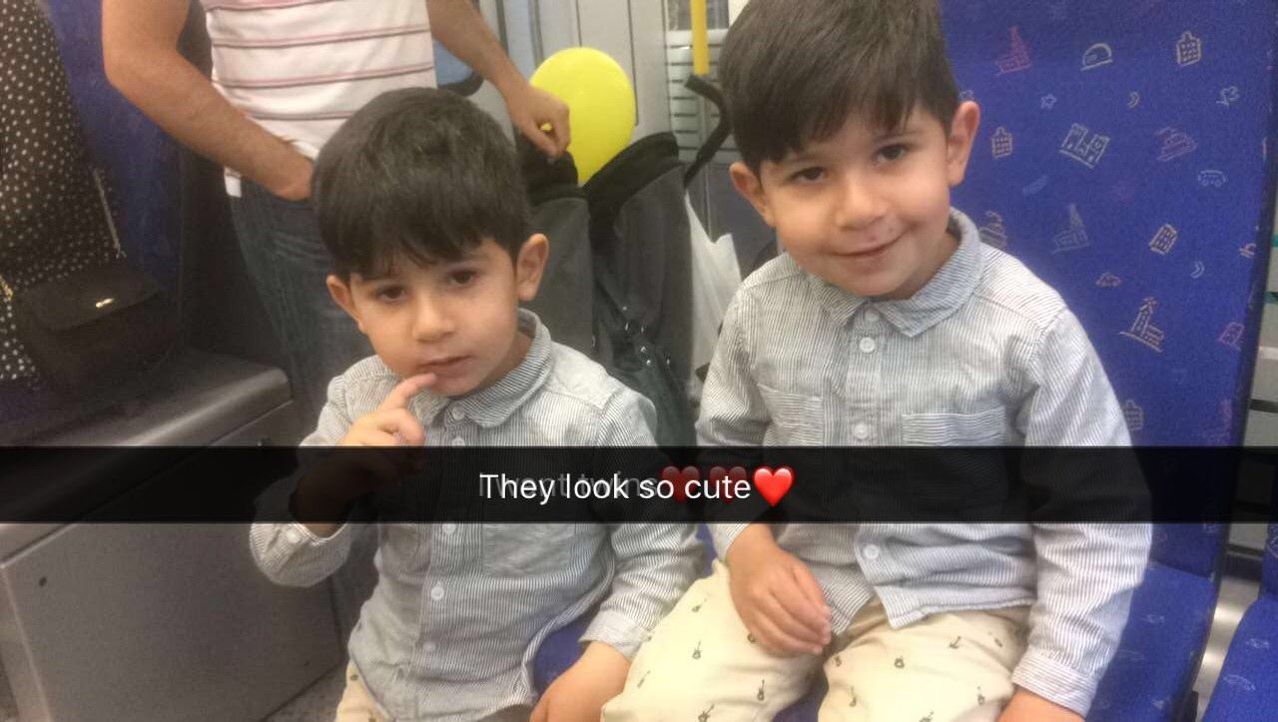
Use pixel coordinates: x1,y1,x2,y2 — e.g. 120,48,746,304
251,310,702,721
702,209,1151,716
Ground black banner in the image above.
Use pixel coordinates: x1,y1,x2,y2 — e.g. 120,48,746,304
1,446,1268,523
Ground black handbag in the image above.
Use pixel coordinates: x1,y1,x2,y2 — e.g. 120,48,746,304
10,258,176,391
4,171,176,392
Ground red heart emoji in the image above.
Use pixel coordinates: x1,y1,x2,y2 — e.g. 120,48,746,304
752,466,794,507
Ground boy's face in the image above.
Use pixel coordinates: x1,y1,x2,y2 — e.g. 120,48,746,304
731,101,981,300
327,235,548,398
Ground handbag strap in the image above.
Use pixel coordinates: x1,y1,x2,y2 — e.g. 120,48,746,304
92,168,124,255
0,168,122,302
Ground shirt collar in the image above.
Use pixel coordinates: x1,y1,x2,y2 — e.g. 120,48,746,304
410,309,553,429
810,208,985,337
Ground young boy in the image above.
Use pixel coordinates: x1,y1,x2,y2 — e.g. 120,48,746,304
249,88,701,722
603,1,1150,721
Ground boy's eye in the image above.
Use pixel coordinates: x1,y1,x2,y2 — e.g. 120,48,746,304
877,144,909,162
448,270,478,286
790,167,825,183
374,285,405,301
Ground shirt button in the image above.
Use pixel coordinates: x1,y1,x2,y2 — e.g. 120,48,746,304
853,423,870,440
451,437,466,447
430,584,445,601
862,544,882,561
442,523,457,535
424,641,438,653
450,406,464,421
285,527,303,544
859,337,877,353
864,309,880,323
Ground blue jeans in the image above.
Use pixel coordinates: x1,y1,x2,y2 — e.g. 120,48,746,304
228,181,372,423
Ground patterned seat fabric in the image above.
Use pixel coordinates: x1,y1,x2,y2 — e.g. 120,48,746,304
947,3,1276,720
1202,523,1278,720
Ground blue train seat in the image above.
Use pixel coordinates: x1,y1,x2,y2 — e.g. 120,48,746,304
1201,518,1278,720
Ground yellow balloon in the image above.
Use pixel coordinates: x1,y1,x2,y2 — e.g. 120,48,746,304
531,47,636,184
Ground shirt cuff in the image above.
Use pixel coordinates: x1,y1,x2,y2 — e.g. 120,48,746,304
580,608,653,660
249,520,354,586
708,523,750,559
1011,645,1101,717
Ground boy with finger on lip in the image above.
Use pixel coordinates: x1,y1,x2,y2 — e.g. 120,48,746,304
249,87,701,722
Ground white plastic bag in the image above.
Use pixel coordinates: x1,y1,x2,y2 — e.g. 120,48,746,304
686,196,741,402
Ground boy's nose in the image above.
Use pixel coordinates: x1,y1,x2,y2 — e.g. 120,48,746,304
411,297,455,341
833,177,886,230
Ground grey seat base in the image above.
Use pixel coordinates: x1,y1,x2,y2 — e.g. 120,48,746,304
0,350,340,722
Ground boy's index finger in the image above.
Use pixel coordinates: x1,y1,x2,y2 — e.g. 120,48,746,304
377,373,437,413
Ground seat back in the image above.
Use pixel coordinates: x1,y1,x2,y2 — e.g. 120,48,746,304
944,0,1278,575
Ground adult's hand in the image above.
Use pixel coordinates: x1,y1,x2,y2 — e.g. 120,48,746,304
502,82,571,158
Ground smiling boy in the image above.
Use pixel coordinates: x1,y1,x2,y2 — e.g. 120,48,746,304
602,1,1149,721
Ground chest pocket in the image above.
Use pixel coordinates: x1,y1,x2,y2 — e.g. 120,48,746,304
480,524,582,577
902,407,1007,446
758,383,823,445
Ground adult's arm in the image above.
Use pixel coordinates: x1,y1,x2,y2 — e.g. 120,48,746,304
101,0,313,199
426,0,570,157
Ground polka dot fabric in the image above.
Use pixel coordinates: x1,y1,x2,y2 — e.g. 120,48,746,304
1,0,120,382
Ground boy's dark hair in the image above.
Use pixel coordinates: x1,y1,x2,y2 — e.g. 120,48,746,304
312,87,531,278
720,0,960,172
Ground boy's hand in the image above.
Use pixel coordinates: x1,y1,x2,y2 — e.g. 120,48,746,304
340,374,436,447
724,525,831,657
291,375,435,535
997,688,1083,722
530,642,629,722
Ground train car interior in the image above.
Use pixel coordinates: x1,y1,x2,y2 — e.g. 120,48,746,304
1,1,1276,721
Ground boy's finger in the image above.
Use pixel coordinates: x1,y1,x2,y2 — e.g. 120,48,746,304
761,590,823,646
771,581,829,643
748,611,810,657
790,562,833,627
376,374,437,412
371,409,425,446
345,429,401,450
763,590,826,652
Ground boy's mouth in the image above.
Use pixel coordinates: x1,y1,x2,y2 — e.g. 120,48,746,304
838,236,898,260
417,355,469,374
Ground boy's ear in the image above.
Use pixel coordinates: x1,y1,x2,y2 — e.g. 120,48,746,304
326,274,365,333
945,101,982,187
729,161,776,227
514,233,549,303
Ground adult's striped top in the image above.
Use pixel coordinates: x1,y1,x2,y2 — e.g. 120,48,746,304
200,0,438,194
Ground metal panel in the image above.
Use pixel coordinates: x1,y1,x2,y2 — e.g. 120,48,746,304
0,522,339,722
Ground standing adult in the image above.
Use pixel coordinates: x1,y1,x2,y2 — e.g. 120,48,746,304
103,0,570,421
